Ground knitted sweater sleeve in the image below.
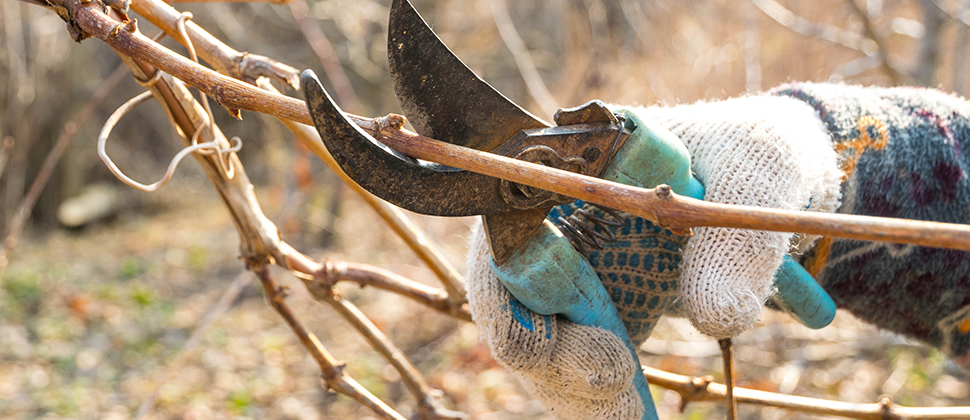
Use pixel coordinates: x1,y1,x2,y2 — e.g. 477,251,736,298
771,82,970,368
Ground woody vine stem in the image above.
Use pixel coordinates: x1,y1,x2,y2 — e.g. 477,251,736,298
21,0,970,418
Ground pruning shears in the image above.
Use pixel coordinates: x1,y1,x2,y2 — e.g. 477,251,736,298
300,0,835,417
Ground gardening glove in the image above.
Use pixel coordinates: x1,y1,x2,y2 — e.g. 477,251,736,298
628,96,844,338
769,82,970,369
534,104,836,345
468,99,843,419
628,82,970,363
467,222,645,420
466,113,706,420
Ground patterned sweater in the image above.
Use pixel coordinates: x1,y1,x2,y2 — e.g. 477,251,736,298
773,83,970,368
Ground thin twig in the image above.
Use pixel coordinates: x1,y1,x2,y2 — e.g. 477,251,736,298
845,0,904,85
489,0,559,117
130,0,299,89
135,271,252,419
719,338,738,420
365,122,970,251
0,137,13,182
315,286,466,419
0,63,128,279
644,366,970,419
751,0,872,52
278,243,470,321
253,265,406,420
324,259,471,321
289,0,359,111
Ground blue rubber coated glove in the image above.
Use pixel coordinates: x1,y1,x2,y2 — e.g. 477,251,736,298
467,105,841,420
467,114,706,420
467,223,645,420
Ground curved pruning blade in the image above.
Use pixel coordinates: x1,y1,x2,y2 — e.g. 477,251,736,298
302,70,524,217
388,0,549,152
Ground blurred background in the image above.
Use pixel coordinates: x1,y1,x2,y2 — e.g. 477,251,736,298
1,0,969,418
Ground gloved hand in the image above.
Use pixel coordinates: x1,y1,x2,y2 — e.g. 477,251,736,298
469,83,970,420
467,222,645,420
634,97,843,338
468,108,710,420
467,94,844,419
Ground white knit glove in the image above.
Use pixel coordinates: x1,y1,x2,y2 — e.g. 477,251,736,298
466,222,644,420
465,95,843,419
636,95,843,338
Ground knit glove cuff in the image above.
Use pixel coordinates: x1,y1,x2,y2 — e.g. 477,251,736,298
633,96,843,338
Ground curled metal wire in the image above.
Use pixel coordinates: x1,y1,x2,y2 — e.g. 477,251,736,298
556,203,624,255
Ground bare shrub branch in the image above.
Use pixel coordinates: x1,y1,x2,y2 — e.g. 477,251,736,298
103,37,421,416
254,265,406,420
489,0,559,117
719,339,737,420
131,0,468,306
278,243,470,321
91,13,464,416
315,285,467,419
645,366,970,419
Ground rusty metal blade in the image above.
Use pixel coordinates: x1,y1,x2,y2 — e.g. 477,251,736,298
302,70,525,217
388,0,549,152
484,209,551,265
